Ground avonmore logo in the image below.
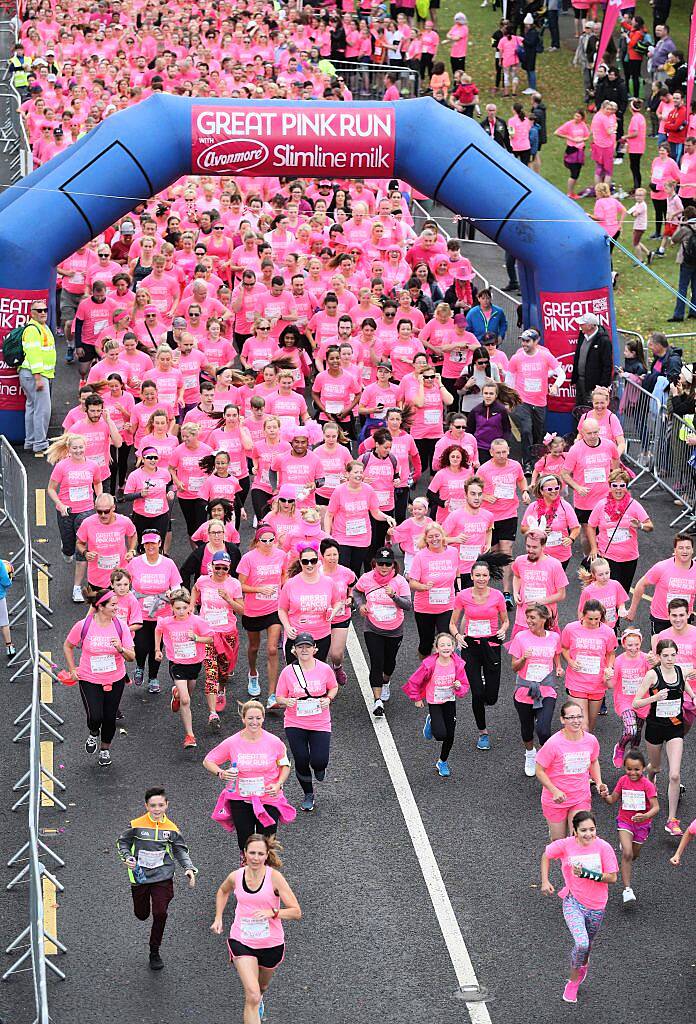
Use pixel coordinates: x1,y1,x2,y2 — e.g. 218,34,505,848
195,138,268,172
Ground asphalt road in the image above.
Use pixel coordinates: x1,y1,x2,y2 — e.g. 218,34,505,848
1,338,694,1024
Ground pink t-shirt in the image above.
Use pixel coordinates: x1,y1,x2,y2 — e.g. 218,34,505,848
207,428,250,480
196,575,243,634
49,458,101,513
157,613,212,664
544,836,617,910
322,564,356,620
114,592,143,631
430,467,472,522
278,575,339,640
561,620,617,696
76,513,136,587
391,516,434,557
536,729,600,810
313,443,353,499
272,451,321,509
129,555,182,620
508,348,561,406
276,660,335,731
252,439,291,495
198,474,241,505
168,442,213,500
207,730,287,790
433,430,479,470
512,554,568,627
643,557,696,620
612,651,651,717
578,579,628,628
124,466,172,517
313,370,359,422
613,773,657,824
66,615,130,686
426,658,460,704
497,34,521,67
521,500,579,562
453,587,506,639
509,628,561,702
593,196,626,237
626,112,646,154
236,548,286,618
564,438,618,511
408,546,460,613
327,483,381,548
442,507,495,571
591,110,616,149
587,497,649,562
356,569,411,631
479,458,526,520
508,114,532,153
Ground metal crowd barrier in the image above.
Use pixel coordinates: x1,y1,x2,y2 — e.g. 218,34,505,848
0,438,65,1023
330,60,419,101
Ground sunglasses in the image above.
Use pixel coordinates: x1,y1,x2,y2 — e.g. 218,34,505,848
143,455,159,461
543,486,560,492
257,326,270,331
96,509,112,515
213,563,230,571
300,558,318,566
213,226,225,230
611,482,627,488
423,376,436,382
376,559,393,566
33,307,48,313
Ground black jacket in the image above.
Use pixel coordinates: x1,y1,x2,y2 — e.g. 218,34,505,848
479,115,511,151
571,326,614,393
642,345,683,393
179,541,241,591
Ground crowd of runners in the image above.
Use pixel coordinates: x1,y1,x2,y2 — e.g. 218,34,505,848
7,0,696,1017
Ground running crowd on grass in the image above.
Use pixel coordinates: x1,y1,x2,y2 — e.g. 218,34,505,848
7,0,696,1015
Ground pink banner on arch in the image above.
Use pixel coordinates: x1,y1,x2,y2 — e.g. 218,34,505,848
687,1,696,114
594,0,623,73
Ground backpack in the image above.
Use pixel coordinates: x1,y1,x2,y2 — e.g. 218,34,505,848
683,226,696,267
1,322,35,368
79,613,125,646
361,450,399,481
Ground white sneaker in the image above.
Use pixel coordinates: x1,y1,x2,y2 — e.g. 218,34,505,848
524,748,537,777
622,886,636,904
522,88,535,95
72,585,85,603
381,682,391,702
373,699,384,717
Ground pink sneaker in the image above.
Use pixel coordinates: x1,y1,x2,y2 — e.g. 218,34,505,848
665,818,683,836
216,691,227,713
612,743,624,769
576,963,589,986
334,665,347,686
563,980,579,1003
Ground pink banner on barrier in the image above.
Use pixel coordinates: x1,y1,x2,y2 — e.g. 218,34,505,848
540,288,612,413
191,105,396,178
0,289,48,413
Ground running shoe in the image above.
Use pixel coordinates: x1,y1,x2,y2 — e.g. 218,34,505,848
171,686,180,713
679,783,686,802
183,734,197,748
115,709,124,721
148,951,164,971
423,714,433,740
436,760,451,777
373,698,385,717
477,734,491,751
524,748,537,777
381,681,391,702
259,996,265,1020
622,887,636,904
98,750,112,768
503,591,514,611
208,712,221,732
247,674,261,697
61,552,74,563
216,691,227,713
301,793,315,812
599,698,608,716
65,348,75,365
266,693,278,711
576,963,589,986
612,743,624,769
665,818,683,836
85,733,99,754
133,667,144,687
333,665,348,686
562,980,579,1003
314,768,326,782
6,644,16,658
72,585,85,603
148,679,161,694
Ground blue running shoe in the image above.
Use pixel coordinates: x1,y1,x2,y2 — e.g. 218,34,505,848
477,734,491,751
423,714,433,740
301,793,315,812
259,996,265,1020
436,760,451,777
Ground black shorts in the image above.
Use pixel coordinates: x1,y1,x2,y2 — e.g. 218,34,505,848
575,507,592,525
644,720,685,745
170,661,203,681
77,342,97,363
492,516,518,544
242,611,281,632
315,494,330,506
227,938,285,968
332,616,351,630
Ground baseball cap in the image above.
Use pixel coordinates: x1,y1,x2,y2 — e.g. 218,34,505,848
172,316,187,328
142,531,161,543
120,221,135,234
211,551,231,564
453,313,468,327
277,484,297,500
377,360,392,371
293,632,316,647
374,547,396,563
521,328,540,341
578,312,599,326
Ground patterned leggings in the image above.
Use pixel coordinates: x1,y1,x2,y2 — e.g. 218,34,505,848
562,895,605,968
617,708,644,755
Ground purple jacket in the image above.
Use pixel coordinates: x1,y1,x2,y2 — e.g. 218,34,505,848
466,400,511,452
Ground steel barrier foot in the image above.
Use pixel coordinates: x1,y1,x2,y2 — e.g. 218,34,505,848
4,924,30,953
9,657,32,682
38,717,64,743
11,789,30,812
12,769,29,791
40,766,65,793
37,841,64,869
2,945,31,980
35,609,53,630
7,840,29,867
44,957,66,981
43,931,67,956
6,862,29,889
40,703,64,727
39,866,63,893
39,786,66,812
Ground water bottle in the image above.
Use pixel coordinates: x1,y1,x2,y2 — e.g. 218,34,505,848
133,863,147,884
226,761,238,794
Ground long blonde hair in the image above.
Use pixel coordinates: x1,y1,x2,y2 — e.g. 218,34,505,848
46,432,86,465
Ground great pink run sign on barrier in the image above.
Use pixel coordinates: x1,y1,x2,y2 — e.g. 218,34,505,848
540,287,612,414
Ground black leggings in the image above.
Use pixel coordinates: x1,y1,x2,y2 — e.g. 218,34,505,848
339,543,368,577
132,511,171,545
607,557,638,595
629,153,642,191
368,514,391,567
285,726,331,795
652,197,667,236
414,610,452,657
364,630,402,689
428,700,457,761
109,443,131,493
625,57,642,97
514,694,556,746
284,634,330,665
79,676,126,744
463,638,502,730
178,497,207,537
234,476,250,529
229,800,281,852
251,488,272,522
394,487,409,525
414,437,437,476
134,620,159,677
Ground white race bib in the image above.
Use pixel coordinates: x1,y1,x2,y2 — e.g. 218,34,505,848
371,603,397,622
238,776,266,796
90,653,117,674
187,476,205,491
376,491,390,506
467,618,490,637
525,378,542,393
621,789,646,811
433,684,455,703
656,698,681,718
459,544,480,563
93,319,108,333
137,848,165,869
97,553,120,570
613,528,631,544
493,484,515,500
546,531,563,548
68,485,90,502
144,497,164,514
429,587,450,605
205,607,228,626
576,654,601,676
173,641,197,660
142,594,161,616
346,518,368,536
325,401,343,414
240,916,271,940
183,375,197,389
424,408,441,424
526,662,550,682
584,467,606,484
323,473,341,487
296,697,322,716
524,586,547,602
91,452,106,466
666,593,690,606
563,750,591,775
570,852,602,874
621,676,640,695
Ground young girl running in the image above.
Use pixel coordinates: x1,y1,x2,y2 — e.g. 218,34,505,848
540,810,618,1004
155,588,214,749
607,627,651,768
509,604,563,778
402,632,470,777
578,557,629,632
601,749,658,904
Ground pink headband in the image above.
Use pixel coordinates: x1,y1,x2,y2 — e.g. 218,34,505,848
296,541,319,555
96,589,115,606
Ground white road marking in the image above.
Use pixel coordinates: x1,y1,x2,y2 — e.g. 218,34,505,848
346,625,493,1024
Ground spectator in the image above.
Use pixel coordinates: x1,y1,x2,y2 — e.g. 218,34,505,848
571,313,614,408
18,299,56,456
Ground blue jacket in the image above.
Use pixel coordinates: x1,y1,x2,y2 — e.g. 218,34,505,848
466,304,508,341
0,560,13,600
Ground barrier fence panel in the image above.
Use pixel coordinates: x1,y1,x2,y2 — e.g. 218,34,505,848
330,60,419,101
1,438,66,1024
615,375,667,490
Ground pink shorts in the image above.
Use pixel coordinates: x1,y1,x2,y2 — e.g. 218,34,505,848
568,688,606,702
617,817,652,844
542,798,591,824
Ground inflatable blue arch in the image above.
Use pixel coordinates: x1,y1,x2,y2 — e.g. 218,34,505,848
0,96,616,439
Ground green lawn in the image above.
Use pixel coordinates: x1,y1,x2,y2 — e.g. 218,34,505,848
434,0,696,351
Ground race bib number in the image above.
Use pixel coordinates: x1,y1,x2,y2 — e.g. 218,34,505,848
183,375,197,389
570,853,602,874
576,654,601,676
621,676,640,695
433,684,455,703
91,452,106,466
142,594,161,616
621,789,646,812
144,497,164,514
187,476,205,491
376,491,390,506
656,698,681,718
524,586,547,602
613,528,631,544
68,486,90,502
258,587,278,603
206,607,229,626
584,467,606,484
324,401,342,414
493,484,515,500
424,408,441,424
323,473,341,488
238,776,266,796
346,518,368,537
97,553,120,570
448,498,465,511
467,618,490,637
666,593,690,606
173,641,197,660
137,848,165,869
90,653,117,674
240,916,271,940
525,378,542,393
526,662,550,682
371,603,397,622
459,545,480,563
429,587,450,605
296,698,322,717
563,751,591,775
546,531,563,548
